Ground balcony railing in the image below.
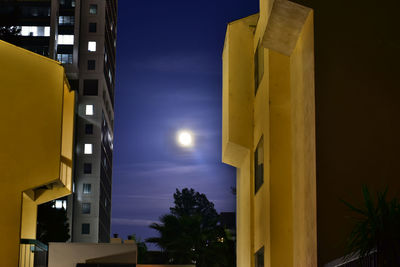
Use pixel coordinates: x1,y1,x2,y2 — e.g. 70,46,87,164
19,239,48,267
324,250,377,267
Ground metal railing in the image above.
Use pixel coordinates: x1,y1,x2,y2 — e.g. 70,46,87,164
19,239,48,267
324,250,377,267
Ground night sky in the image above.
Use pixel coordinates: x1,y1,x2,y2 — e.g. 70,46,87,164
112,0,259,246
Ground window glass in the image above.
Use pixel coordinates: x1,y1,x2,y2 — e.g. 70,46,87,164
85,124,93,134
83,79,98,96
57,53,73,64
84,144,93,154
87,60,95,70
255,136,264,194
59,16,75,25
85,105,94,115
20,26,50,37
89,4,97,14
83,184,91,194
255,247,264,267
81,223,90,234
58,35,74,45
83,163,92,174
82,203,91,214
88,41,96,52
89,22,97,32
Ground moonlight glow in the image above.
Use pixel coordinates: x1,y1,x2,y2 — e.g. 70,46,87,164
177,130,194,147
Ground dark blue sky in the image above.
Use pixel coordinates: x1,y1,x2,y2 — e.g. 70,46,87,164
112,0,259,246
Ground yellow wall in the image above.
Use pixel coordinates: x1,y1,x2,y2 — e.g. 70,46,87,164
0,40,75,266
222,1,316,266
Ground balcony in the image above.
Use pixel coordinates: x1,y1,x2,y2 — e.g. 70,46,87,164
20,239,48,267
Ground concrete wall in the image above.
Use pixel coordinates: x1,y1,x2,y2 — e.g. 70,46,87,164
0,40,75,266
48,242,137,267
222,1,316,266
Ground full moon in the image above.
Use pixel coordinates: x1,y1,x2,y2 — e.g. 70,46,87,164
177,130,194,147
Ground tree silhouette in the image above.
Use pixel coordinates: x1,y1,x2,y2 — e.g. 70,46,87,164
147,188,235,267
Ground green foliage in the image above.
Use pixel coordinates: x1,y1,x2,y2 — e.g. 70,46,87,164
342,185,400,266
36,201,70,244
128,234,148,264
147,188,235,267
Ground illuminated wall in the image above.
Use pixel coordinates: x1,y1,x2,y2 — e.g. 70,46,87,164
0,40,75,266
222,0,316,266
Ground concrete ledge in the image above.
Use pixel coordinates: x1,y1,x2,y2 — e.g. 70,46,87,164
262,0,312,56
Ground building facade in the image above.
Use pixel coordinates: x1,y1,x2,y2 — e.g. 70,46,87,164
0,0,117,243
222,0,400,266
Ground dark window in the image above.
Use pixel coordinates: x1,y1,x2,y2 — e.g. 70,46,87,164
89,22,97,32
83,163,92,174
68,79,79,91
87,60,95,70
255,136,264,194
81,223,90,234
82,203,91,214
83,183,91,194
255,247,264,267
254,42,264,94
85,124,93,134
83,79,98,96
89,4,97,14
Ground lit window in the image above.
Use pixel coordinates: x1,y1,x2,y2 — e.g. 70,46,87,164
82,203,91,214
254,136,264,194
88,41,96,52
54,200,67,210
89,4,97,14
57,53,73,64
84,144,93,154
58,34,74,45
81,223,90,234
85,104,94,115
59,16,75,25
83,183,92,194
20,26,50,37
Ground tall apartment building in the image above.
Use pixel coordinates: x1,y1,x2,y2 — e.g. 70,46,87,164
0,0,117,243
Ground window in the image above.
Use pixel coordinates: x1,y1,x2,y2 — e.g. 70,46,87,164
82,203,91,214
85,124,93,134
85,105,94,115
255,247,264,267
83,163,92,174
81,223,90,234
57,53,72,64
89,4,97,14
88,41,96,52
254,136,264,194
87,59,95,70
58,34,74,45
54,199,66,210
89,22,97,32
20,26,50,37
59,16,75,25
254,42,264,94
83,183,91,194
83,79,98,96
84,144,93,154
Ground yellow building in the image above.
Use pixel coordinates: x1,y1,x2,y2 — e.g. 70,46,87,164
0,40,75,266
223,0,400,266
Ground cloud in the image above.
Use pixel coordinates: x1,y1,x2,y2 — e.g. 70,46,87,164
133,52,219,75
112,218,160,227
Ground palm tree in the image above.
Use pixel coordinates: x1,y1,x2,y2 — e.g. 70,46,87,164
343,186,400,266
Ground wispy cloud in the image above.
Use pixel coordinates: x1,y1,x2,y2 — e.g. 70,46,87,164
133,52,219,75
112,218,160,227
